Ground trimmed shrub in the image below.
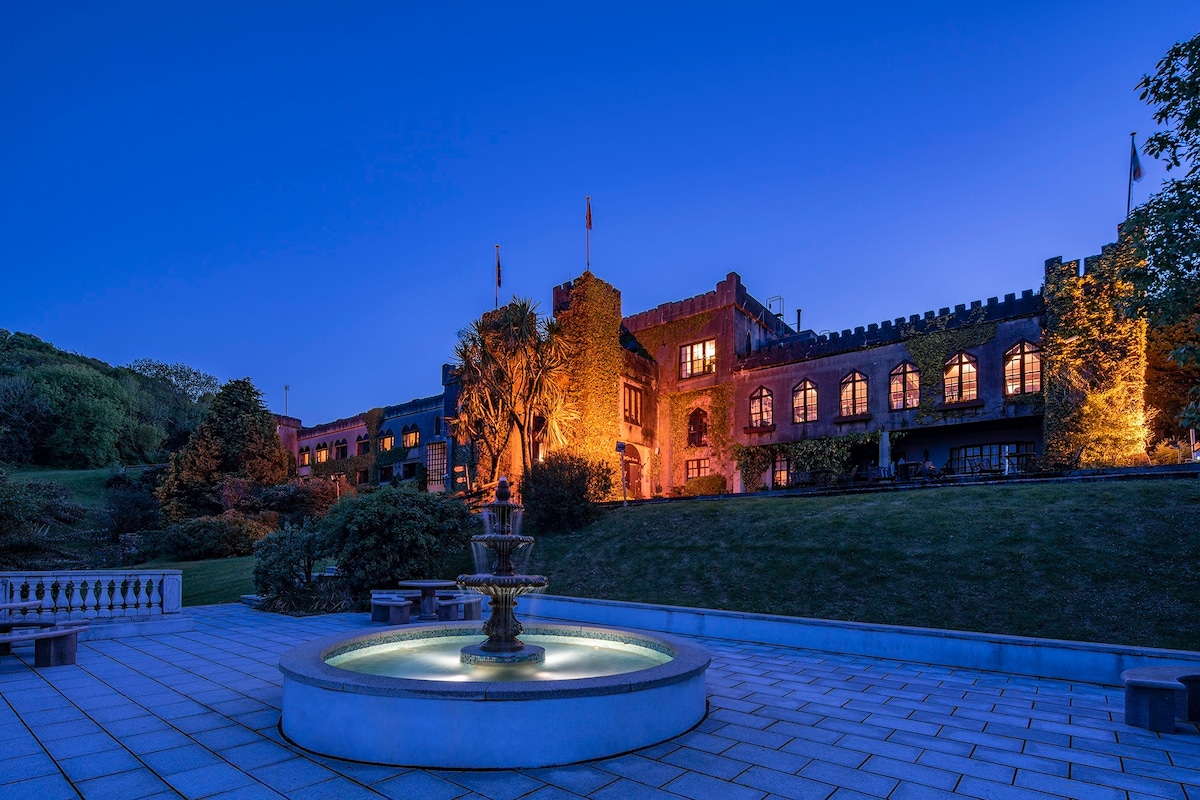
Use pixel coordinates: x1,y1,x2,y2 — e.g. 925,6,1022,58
682,474,727,497
160,512,274,560
321,485,476,604
519,452,615,534
1150,440,1187,465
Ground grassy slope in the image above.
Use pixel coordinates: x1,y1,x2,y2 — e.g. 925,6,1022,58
531,479,1200,651
7,466,136,510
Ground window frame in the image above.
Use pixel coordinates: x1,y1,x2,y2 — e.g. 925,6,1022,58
839,371,869,416
1004,341,1042,396
378,432,395,452
686,408,708,447
401,426,420,449
685,458,710,480
749,386,773,428
943,351,979,404
333,439,348,460
889,362,920,411
792,380,818,424
679,339,717,379
623,383,644,426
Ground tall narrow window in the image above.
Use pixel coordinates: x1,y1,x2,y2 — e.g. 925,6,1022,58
1004,341,1042,395
679,339,717,378
356,436,371,455
623,384,644,426
944,352,979,403
687,408,708,447
426,441,447,480
378,431,395,451
840,372,868,416
749,387,773,428
315,444,329,463
333,439,348,460
298,448,311,467
889,362,920,410
792,380,817,423
773,453,790,488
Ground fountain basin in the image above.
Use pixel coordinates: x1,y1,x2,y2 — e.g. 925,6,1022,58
279,622,710,768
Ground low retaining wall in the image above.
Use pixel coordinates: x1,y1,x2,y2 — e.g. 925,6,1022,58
522,594,1200,686
0,570,193,639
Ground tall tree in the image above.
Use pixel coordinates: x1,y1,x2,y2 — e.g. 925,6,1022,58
452,299,573,483
1126,31,1200,429
157,378,292,522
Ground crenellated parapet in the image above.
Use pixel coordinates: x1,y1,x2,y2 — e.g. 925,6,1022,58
736,289,1043,371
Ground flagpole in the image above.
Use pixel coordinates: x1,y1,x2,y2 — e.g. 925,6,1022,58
495,244,501,309
585,196,592,269
1127,132,1136,217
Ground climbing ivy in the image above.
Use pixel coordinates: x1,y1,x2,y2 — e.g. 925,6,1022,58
900,309,997,423
667,383,731,489
1042,241,1148,466
732,431,885,490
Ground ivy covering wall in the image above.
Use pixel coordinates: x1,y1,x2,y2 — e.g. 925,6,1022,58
900,309,997,423
1043,241,1148,466
667,384,731,490
732,432,883,490
556,271,626,498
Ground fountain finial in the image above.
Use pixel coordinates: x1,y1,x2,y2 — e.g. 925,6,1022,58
495,476,511,503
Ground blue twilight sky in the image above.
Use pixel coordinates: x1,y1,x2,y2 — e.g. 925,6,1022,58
2,3,1198,424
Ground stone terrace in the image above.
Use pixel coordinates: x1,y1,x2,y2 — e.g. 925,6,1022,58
2,604,1198,800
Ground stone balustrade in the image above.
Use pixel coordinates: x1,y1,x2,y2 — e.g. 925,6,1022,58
0,570,183,622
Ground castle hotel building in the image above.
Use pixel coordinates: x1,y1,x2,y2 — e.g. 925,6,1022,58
277,247,1128,498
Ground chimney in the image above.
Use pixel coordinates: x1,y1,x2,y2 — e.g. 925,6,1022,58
795,308,803,331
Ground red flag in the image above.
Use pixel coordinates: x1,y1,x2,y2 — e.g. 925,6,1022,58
585,196,592,230
1130,137,1144,183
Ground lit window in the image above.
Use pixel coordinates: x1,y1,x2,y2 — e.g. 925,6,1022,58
356,437,371,456
685,458,710,480
315,445,329,463
624,384,644,426
749,386,773,427
1004,341,1042,395
840,371,868,416
378,432,395,451
426,441,447,479
944,352,978,403
679,339,716,379
298,449,311,467
792,380,817,423
402,427,420,449
889,362,920,410
687,408,708,447
773,453,790,488
334,440,348,460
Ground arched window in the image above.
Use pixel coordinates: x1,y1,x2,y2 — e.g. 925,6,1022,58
792,380,817,423
314,443,329,463
356,434,371,455
298,446,311,467
378,430,395,452
944,352,978,403
401,425,420,449
1004,341,1042,395
687,408,708,447
840,371,868,416
889,362,920,410
333,439,348,460
749,387,773,428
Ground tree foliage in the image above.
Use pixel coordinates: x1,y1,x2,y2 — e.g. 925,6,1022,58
157,378,292,522
320,485,476,604
452,299,574,484
1127,30,1200,429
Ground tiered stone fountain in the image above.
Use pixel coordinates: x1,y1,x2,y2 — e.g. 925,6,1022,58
457,478,548,665
279,480,710,768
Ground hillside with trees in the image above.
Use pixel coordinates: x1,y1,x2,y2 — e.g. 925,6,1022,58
0,329,217,468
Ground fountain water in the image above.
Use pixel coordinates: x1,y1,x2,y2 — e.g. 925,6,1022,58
279,480,710,768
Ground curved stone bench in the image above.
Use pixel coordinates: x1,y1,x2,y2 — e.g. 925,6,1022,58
437,595,483,621
1122,666,1200,733
371,599,412,626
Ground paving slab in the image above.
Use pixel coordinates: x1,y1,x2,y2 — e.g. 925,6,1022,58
0,602,1198,800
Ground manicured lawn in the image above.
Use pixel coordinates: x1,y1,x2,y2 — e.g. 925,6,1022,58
531,479,1200,651
137,556,257,606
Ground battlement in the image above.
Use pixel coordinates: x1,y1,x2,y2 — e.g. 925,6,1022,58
621,272,792,337
737,288,1043,371
382,394,443,419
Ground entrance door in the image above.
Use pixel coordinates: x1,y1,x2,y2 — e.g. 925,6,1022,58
623,446,643,500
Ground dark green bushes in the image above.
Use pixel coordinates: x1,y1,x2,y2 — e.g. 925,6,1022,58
682,474,727,497
519,452,614,533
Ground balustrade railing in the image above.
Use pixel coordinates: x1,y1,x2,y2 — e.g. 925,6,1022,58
0,570,182,622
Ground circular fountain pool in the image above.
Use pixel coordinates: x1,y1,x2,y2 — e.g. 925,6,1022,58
279,621,710,768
